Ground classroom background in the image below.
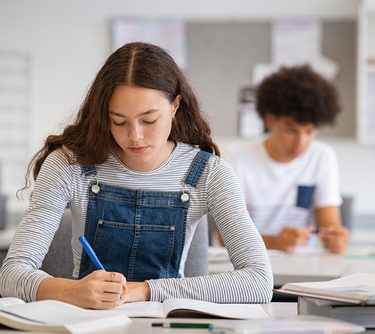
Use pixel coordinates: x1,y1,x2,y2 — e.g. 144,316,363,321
0,0,374,231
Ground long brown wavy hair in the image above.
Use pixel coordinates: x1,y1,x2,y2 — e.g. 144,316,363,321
20,42,220,193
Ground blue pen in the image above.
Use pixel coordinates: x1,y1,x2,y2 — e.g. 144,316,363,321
79,235,105,270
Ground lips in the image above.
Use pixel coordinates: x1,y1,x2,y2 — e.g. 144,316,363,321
128,146,148,154
291,149,303,157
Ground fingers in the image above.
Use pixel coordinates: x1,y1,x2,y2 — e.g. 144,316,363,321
274,226,315,252
79,271,127,308
106,272,127,304
296,226,313,242
276,239,299,253
283,226,311,239
106,271,123,283
319,226,349,254
321,237,347,253
280,226,312,245
276,231,299,252
276,225,349,254
283,244,296,253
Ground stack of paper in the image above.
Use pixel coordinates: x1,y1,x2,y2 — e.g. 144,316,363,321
277,273,375,304
277,273,375,328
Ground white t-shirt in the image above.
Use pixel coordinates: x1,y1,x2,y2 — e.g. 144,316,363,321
224,137,342,235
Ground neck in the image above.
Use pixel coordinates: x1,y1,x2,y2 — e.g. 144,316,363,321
264,138,293,163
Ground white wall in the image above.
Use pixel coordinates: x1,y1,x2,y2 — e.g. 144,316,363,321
1,0,373,216
0,0,360,149
324,137,375,217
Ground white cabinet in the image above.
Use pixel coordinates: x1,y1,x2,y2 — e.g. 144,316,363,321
357,0,375,144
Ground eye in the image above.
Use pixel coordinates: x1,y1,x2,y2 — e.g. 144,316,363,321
143,118,158,125
284,125,296,133
113,120,127,126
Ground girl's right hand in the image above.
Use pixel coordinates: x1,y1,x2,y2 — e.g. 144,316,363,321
72,270,127,309
37,270,127,309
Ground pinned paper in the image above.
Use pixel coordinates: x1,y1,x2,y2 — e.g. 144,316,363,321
253,19,339,84
111,19,187,68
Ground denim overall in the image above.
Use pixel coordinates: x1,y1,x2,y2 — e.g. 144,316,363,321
78,150,212,281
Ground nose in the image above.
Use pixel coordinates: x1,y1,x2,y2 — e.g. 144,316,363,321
128,122,144,141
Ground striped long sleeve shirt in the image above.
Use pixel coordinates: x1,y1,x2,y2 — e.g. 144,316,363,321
0,142,273,303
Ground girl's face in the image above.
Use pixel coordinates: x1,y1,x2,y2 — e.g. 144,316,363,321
109,85,180,172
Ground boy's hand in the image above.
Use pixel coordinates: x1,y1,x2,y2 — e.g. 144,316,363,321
319,226,349,254
275,226,313,252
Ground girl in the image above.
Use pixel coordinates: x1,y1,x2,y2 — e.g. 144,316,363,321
0,42,273,309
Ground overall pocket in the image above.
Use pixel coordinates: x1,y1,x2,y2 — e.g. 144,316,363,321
92,219,175,281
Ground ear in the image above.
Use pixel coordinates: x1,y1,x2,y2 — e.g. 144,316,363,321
172,95,182,117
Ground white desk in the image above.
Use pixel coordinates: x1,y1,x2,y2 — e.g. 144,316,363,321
269,252,351,286
0,303,298,333
271,251,375,286
209,231,375,287
2,303,371,333
209,248,352,286
116,303,297,334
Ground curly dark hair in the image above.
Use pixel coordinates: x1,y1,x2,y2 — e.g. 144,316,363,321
255,65,341,126
20,42,220,193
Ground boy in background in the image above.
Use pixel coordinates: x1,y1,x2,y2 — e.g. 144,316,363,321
220,65,348,254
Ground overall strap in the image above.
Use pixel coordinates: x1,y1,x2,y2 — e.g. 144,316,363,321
80,165,97,176
183,150,212,188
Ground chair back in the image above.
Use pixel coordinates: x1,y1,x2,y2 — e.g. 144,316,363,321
340,195,354,230
41,210,74,278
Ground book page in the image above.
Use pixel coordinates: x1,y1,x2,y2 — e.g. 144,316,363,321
162,298,270,319
116,301,164,318
4,300,130,325
0,297,25,308
283,273,375,293
280,273,375,303
0,300,131,332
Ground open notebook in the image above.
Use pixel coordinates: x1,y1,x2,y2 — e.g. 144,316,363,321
0,296,269,332
0,297,131,333
113,298,270,319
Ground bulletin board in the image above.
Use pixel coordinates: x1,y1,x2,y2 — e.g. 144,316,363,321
111,19,187,68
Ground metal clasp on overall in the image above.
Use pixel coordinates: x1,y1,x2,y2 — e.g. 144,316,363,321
91,180,100,194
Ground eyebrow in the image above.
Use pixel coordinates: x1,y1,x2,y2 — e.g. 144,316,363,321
285,121,315,130
108,109,159,118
